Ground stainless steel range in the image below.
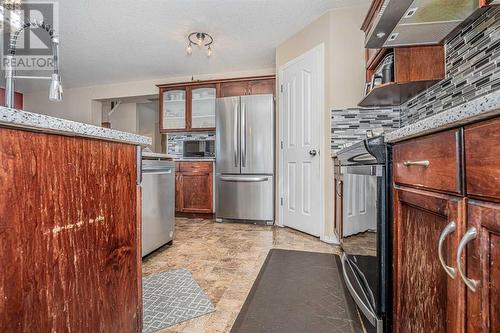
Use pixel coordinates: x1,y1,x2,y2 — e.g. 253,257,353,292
336,136,391,333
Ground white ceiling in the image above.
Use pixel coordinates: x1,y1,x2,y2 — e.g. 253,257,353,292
17,0,369,92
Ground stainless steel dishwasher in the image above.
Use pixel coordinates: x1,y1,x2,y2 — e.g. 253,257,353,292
141,153,175,257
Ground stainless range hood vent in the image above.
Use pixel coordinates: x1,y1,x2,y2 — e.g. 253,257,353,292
365,0,482,48
385,0,480,47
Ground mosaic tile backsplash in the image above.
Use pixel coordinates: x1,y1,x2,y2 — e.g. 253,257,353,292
166,132,215,157
331,107,401,153
401,7,500,125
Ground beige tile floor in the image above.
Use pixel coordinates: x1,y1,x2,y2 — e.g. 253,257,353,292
142,218,341,333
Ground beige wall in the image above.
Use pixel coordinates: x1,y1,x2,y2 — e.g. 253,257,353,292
137,102,162,153
275,5,367,242
23,68,275,125
108,102,138,133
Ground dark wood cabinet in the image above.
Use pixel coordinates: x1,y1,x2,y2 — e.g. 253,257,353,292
220,78,275,97
392,116,500,333
158,76,275,132
175,172,183,212
465,117,500,202
480,0,500,7
0,88,24,109
393,187,464,333
359,46,445,107
181,172,213,213
393,128,462,195
159,84,217,132
175,161,213,214
466,200,500,333
0,127,141,332
220,81,249,97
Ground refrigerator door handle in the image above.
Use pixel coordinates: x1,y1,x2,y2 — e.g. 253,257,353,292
219,176,269,182
241,101,246,167
234,102,239,168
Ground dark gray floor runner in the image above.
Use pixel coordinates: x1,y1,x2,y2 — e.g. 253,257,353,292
231,249,362,333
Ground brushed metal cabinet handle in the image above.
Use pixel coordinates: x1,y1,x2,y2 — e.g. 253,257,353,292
234,102,239,168
241,102,247,168
219,176,268,182
403,160,430,167
456,227,480,292
438,221,457,279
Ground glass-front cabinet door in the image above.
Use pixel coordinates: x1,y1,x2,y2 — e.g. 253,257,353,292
191,86,216,129
161,88,186,130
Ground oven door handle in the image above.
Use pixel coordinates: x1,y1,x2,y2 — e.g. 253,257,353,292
341,253,383,331
341,165,384,176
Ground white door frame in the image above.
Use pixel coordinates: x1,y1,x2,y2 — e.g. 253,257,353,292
277,43,326,241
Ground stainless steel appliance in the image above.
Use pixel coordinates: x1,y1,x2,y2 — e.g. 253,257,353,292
215,94,274,223
141,153,175,257
365,0,481,49
183,140,215,158
336,136,391,333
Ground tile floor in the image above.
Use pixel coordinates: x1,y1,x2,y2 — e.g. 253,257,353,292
142,218,341,333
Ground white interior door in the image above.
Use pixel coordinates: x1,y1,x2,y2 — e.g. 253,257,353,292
281,46,322,237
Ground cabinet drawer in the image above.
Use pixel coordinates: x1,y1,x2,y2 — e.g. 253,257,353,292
179,161,213,173
393,129,462,194
465,117,500,202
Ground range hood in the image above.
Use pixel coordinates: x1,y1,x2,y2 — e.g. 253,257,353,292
366,0,482,48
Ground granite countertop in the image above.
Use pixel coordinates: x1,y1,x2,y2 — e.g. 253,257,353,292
385,90,500,143
0,106,152,146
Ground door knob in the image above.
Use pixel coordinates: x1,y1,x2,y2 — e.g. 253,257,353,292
309,149,317,157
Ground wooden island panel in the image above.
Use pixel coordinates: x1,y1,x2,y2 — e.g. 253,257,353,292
0,128,141,333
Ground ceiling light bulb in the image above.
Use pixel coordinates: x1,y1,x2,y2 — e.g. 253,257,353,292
186,43,192,55
207,46,212,57
196,32,206,46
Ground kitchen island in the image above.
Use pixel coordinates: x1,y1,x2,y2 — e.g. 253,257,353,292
0,107,151,333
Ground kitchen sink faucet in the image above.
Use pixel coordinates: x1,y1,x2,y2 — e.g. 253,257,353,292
4,20,62,108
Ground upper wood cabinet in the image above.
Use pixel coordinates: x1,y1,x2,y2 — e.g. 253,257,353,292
220,78,275,97
161,87,188,131
359,46,445,107
160,84,217,132
158,76,275,132
191,85,217,129
219,81,249,97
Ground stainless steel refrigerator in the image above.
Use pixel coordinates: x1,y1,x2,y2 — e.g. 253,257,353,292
215,94,274,223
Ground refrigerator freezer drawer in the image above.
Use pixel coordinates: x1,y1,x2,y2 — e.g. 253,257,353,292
216,175,274,221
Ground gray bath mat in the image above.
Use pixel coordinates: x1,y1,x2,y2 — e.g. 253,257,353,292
142,268,215,333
